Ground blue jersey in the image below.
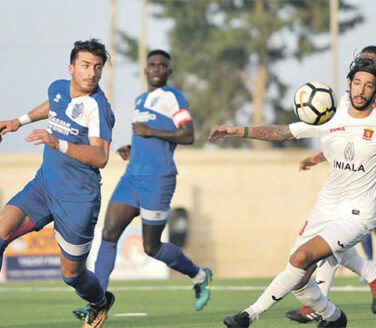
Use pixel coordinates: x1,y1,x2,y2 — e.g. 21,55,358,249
125,85,192,176
37,79,115,201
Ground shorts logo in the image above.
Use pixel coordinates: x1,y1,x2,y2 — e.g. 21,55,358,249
363,129,374,140
337,240,345,248
72,103,84,119
352,209,360,215
344,142,355,161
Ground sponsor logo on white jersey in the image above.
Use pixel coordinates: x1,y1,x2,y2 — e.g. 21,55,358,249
344,142,355,162
132,109,156,122
47,111,79,136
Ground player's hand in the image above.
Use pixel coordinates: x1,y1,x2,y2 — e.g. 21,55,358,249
132,122,152,137
0,119,22,138
0,127,4,143
25,129,59,149
208,125,240,142
117,145,131,161
299,157,316,171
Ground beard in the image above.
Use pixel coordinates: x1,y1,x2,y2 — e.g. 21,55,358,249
350,91,376,111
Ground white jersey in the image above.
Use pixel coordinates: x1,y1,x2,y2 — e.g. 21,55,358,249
289,95,376,229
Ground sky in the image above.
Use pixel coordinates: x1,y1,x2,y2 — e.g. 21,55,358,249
0,0,375,152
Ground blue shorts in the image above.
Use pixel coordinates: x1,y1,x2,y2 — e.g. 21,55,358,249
8,176,100,261
110,173,176,226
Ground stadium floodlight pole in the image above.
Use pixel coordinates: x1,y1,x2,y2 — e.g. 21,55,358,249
330,0,339,98
107,0,117,107
138,0,147,92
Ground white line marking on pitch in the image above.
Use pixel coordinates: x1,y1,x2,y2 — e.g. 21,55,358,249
0,285,370,293
113,313,148,317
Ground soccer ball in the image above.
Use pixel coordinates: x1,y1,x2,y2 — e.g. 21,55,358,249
293,81,337,125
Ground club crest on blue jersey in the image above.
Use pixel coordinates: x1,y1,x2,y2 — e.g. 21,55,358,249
72,103,84,119
150,96,159,107
54,93,61,103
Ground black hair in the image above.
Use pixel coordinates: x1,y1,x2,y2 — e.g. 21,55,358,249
70,39,110,65
147,49,171,60
347,56,376,81
361,45,376,56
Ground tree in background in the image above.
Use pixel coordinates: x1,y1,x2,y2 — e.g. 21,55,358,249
118,0,362,147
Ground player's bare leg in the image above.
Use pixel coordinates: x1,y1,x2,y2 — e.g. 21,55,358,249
0,205,35,271
224,236,346,327
286,246,376,323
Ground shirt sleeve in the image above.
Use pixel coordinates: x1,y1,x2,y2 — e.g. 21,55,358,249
87,99,114,143
289,122,322,139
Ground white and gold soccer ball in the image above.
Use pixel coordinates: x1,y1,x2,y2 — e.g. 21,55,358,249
293,81,337,125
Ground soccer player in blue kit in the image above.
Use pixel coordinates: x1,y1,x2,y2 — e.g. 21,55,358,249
73,49,212,320
0,39,115,328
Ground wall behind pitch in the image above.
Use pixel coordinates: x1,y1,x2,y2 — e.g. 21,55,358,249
0,150,363,278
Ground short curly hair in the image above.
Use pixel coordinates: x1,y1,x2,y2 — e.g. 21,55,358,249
70,39,110,65
347,56,376,81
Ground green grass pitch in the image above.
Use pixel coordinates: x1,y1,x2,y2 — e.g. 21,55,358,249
0,277,374,327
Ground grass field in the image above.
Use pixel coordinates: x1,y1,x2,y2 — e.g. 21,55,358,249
0,277,374,328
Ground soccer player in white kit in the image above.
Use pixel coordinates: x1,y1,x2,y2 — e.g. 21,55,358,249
209,56,376,328
285,46,376,324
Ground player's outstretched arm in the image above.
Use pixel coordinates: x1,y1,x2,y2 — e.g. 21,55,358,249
0,100,49,139
299,151,326,171
132,121,194,145
208,125,295,142
25,130,110,169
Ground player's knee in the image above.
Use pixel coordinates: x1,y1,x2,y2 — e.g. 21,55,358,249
290,249,311,269
102,226,120,243
143,241,161,257
62,272,83,288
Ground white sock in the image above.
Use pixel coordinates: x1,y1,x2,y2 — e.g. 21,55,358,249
325,308,341,322
342,247,376,282
244,262,306,320
315,260,338,297
293,279,337,319
192,268,206,284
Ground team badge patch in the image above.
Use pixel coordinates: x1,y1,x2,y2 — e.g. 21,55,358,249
363,128,374,140
72,103,84,119
150,96,159,107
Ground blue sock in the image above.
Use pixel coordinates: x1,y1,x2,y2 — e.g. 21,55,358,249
0,238,5,272
62,269,104,304
153,242,199,278
95,240,117,290
362,234,373,260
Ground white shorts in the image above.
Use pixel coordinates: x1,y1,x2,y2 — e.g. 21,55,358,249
290,207,370,264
